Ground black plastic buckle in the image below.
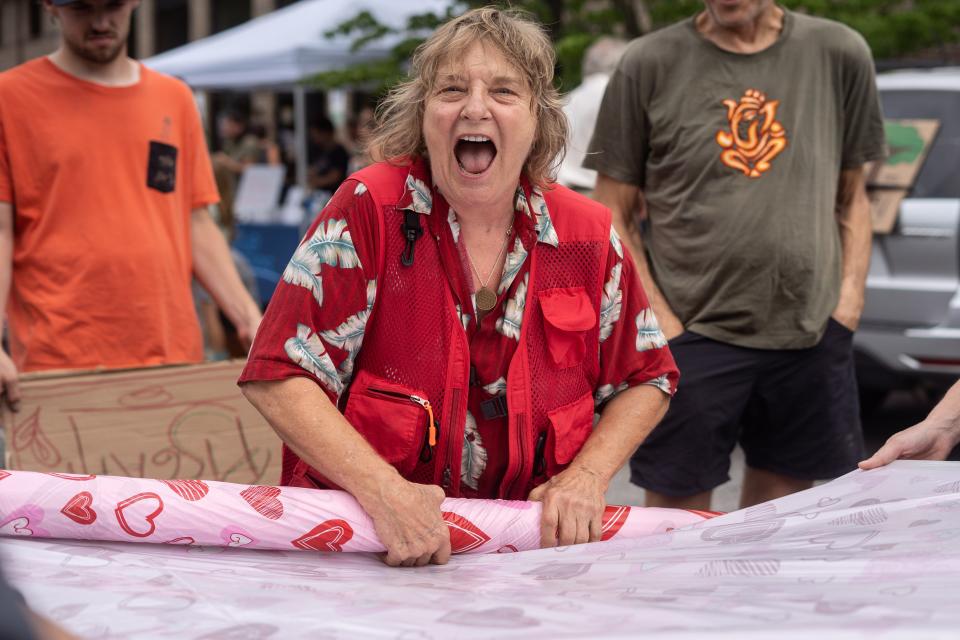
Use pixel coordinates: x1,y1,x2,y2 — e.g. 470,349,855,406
479,394,508,421
400,210,423,267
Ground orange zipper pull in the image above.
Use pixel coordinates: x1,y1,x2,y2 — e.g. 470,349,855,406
411,396,438,447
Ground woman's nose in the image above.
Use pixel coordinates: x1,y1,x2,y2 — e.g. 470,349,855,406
460,90,491,120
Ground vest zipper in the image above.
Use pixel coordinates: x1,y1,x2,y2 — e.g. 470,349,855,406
501,413,527,498
442,387,462,491
533,431,547,478
367,388,439,462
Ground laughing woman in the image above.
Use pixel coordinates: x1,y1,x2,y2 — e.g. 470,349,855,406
239,7,678,567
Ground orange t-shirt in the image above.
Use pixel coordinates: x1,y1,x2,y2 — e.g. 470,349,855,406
0,58,219,372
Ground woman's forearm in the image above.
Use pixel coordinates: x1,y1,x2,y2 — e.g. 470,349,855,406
241,377,401,506
570,384,670,487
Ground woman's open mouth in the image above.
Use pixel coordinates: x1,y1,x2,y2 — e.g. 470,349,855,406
454,135,497,176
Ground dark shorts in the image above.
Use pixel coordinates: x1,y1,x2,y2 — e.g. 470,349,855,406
630,319,865,497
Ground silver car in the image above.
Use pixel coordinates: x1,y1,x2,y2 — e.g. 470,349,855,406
856,67,960,410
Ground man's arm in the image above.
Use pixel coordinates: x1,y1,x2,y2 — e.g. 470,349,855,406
592,173,683,339
529,385,669,547
860,380,960,468
241,377,451,566
832,166,872,330
0,202,19,410
190,207,263,348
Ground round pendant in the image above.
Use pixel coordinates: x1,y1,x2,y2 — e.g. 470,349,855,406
476,287,497,312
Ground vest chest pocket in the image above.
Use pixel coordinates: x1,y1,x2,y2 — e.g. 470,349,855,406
543,391,596,477
539,287,597,369
343,370,438,477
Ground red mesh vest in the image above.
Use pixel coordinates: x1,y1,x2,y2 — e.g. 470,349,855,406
284,162,610,500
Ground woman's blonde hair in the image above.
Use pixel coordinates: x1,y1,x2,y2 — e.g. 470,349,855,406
367,6,566,188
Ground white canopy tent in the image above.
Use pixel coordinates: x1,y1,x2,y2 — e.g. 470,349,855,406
144,0,454,188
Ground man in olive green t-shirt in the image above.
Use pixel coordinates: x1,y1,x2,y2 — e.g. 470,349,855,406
586,0,885,510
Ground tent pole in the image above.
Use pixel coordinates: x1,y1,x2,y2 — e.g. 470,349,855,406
294,84,308,190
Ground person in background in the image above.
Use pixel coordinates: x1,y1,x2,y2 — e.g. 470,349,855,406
860,381,960,468
0,0,262,409
240,7,677,567
346,105,376,174
307,116,350,193
212,109,261,235
556,37,628,193
249,122,282,166
586,0,885,510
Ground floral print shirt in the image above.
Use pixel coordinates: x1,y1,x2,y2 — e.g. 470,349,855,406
240,159,678,497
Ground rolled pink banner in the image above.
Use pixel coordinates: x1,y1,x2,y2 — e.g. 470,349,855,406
0,470,719,553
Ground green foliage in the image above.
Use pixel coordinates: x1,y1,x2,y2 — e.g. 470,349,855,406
309,0,960,93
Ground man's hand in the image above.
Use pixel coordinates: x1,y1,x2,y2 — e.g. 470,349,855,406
859,419,960,470
236,310,263,352
364,480,451,567
658,308,685,341
831,294,864,332
0,348,20,412
528,466,607,548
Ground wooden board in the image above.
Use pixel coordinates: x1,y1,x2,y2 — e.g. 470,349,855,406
1,360,282,485
869,188,909,235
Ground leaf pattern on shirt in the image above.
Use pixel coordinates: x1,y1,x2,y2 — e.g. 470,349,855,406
514,185,531,218
610,226,624,260
644,374,672,395
455,303,471,331
405,175,432,214
529,187,559,248
495,273,528,341
303,218,361,269
285,323,343,396
460,411,488,491
321,280,376,386
448,208,461,244
594,381,629,410
635,308,668,352
498,237,527,295
282,242,324,306
599,262,623,343
482,377,507,396
354,182,368,197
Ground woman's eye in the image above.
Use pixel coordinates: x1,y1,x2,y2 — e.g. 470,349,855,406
441,86,464,94
495,88,517,96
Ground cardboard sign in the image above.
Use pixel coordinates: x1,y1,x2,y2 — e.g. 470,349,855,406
865,119,939,234
1,361,282,485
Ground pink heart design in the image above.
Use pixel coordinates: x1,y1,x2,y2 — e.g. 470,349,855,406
0,470,10,481
165,537,196,545
442,512,491,554
291,519,353,552
600,505,631,541
60,492,97,525
0,517,33,536
240,486,284,520
115,493,164,538
228,533,253,547
161,479,209,501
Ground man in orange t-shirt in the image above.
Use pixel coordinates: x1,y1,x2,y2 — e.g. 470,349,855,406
0,0,262,408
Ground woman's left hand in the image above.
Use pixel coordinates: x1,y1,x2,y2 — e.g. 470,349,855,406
528,466,607,548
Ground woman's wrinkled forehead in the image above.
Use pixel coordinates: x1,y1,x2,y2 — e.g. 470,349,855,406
427,38,530,91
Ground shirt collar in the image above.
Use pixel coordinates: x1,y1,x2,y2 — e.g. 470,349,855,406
397,158,559,248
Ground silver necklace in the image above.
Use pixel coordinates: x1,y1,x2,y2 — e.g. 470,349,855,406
464,224,513,313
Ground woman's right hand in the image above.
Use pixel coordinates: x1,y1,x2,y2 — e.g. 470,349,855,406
363,480,451,567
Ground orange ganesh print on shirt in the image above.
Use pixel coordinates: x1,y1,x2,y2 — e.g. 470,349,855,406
715,89,787,178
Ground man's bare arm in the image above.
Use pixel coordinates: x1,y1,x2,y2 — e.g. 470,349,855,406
832,166,872,330
190,207,263,349
0,202,19,410
592,174,683,339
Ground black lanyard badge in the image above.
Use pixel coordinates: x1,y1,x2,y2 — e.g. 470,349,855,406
147,141,178,193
